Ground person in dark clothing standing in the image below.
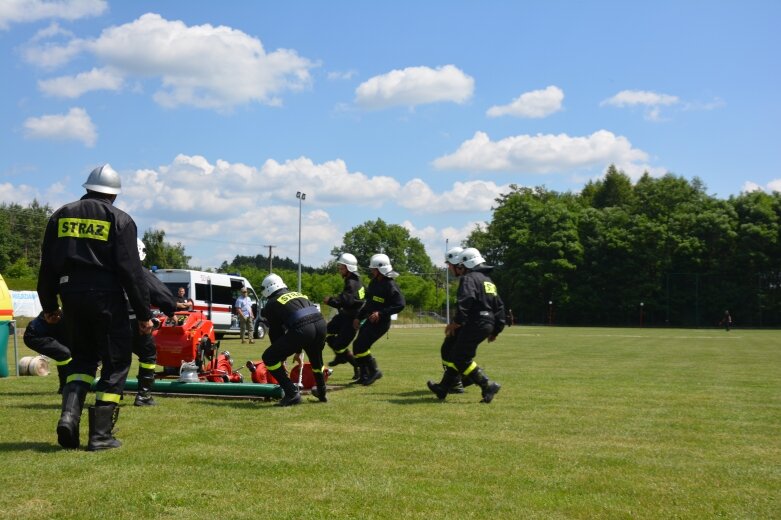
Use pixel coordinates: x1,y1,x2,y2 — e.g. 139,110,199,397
131,238,177,406
324,252,365,379
260,274,328,406
352,253,405,386
427,247,503,403
37,164,152,451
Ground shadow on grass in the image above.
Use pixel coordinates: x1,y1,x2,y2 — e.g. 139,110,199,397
0,391,57,397
0,442,61,453
8,403,59,410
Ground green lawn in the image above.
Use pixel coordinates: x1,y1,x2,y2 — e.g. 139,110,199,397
1,326,779,519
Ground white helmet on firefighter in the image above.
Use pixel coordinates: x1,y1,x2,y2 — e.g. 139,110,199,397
445,246,464,265
459,247,486,269
83,164,121,195
261,273,287,298
368,253,393,276
137,238,147,262
336,252,359,273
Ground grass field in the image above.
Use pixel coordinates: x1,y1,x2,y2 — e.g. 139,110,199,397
1,326,780,519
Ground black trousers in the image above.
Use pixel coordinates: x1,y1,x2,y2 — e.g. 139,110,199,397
262,319,327,372
352,319,390,357
325,313,358,352
445,321,493,374
61,290,132,401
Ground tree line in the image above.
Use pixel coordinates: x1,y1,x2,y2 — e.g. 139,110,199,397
3,169,780,327
467,166,781,327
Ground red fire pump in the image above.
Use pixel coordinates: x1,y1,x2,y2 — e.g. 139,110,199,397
154,311,242,382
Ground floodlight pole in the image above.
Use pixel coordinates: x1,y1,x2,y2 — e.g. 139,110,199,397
445,238,450,324
296,192,306,293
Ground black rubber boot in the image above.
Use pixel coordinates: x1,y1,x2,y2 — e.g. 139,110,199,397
468,367,501,404
87,404,121,451
362,356,383,386
328,351,348,367
351,358,368,384
427,369,458,400
134,369,157,406
448,375,465,394
311,372,328,402
57,381,88,449
270,367,301,407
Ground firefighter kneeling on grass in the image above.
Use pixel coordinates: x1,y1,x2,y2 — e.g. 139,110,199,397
260,274,328,406
427,247,503,403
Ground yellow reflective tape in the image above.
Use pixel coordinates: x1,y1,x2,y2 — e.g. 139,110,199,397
484,281,497,295
139,362,156,370
354,350,371,358
372,295,385,303
58,218,111,241
462,362,478,376
443,360,458,370
266,361,283,371
334,347,349,354
312,366,323,374
278,292,305,305
54,357,72,366
358,287,365,299
95,392,121,404
67,373,95,384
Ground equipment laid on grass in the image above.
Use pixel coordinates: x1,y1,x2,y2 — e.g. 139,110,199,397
122,378,283,399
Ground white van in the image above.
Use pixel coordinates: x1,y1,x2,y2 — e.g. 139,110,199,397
151,269,265,339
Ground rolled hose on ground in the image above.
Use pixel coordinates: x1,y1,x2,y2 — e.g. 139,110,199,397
92,379,284,398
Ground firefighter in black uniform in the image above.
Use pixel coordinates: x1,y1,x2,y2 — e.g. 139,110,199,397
131,238,177,406
427,247,503,403
23,311,71,392
324,252,365,379
260,273,328,406
438,246,466,394
37,164,152,451
352,253,405,386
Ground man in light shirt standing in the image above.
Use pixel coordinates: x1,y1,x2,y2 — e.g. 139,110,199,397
234,287,255,344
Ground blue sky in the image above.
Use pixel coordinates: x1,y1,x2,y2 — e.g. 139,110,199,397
1,1,779,269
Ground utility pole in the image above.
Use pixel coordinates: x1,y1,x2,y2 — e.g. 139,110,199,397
263,244,276,273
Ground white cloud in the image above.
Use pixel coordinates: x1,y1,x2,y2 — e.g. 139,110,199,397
487,85,564,118
601,90,679,107
355,65,474,109
38,67,124,97
403,219,484,267
398,179,509,213
743,179,781,193
433,130,650,176
0,0,106,30
601,89,681,121
25,13,316,110
23,107,97,146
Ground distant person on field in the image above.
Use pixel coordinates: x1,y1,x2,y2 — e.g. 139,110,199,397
323,252,365,381
427,247,504,404
175,286,193,311
234,287,255,343
723,310,732,331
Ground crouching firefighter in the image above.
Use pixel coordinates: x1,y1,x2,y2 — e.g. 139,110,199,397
36,164,153,451
130,238,177,406
427,247,504,403
23,311,71,393
260,274,328,406
323,252,365,380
